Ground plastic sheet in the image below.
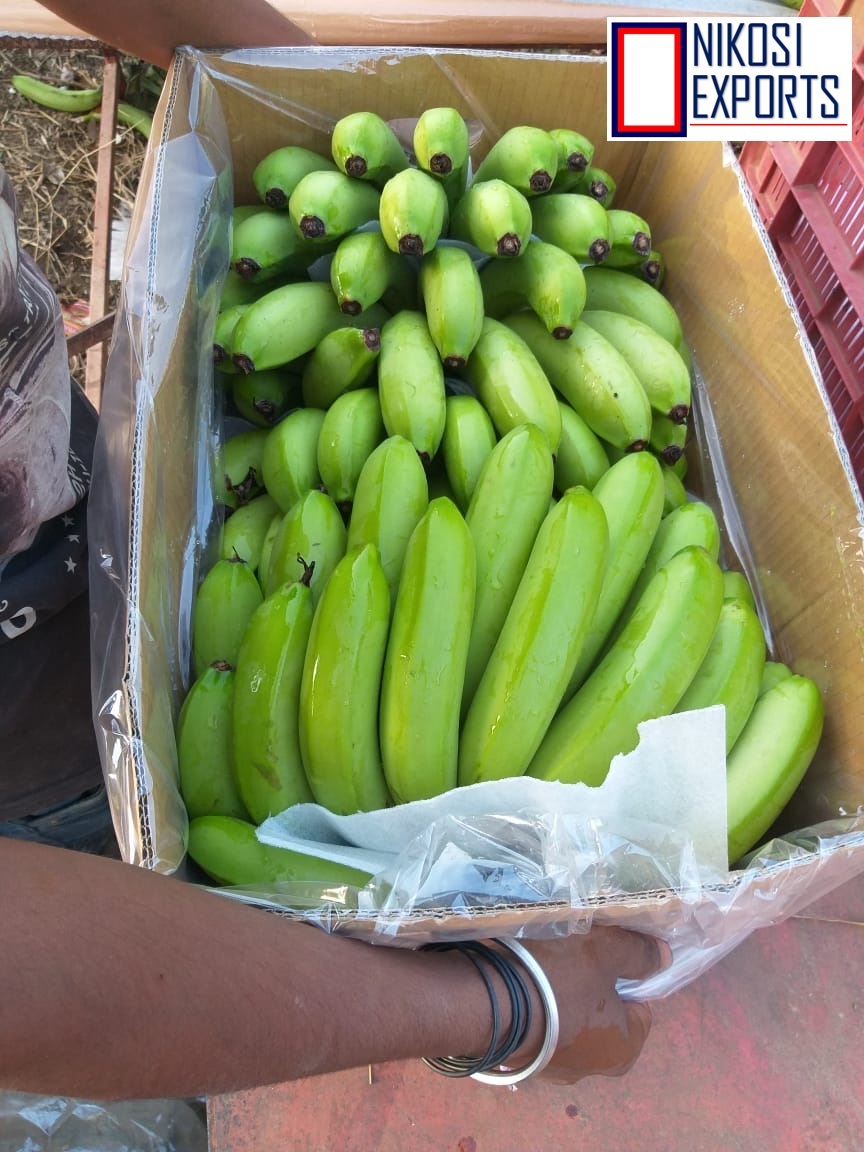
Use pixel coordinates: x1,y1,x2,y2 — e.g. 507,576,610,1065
0,1093,207,1152
88,47,864,998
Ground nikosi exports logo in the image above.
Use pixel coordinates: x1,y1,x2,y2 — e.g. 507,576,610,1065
608,17,853,141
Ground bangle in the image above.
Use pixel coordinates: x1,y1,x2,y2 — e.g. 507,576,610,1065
420,938,559,1086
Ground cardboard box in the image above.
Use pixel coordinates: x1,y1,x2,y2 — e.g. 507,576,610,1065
89,47,864,984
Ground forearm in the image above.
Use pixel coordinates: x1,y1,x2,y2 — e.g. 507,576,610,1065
0,839,501,1100
36,0,312,70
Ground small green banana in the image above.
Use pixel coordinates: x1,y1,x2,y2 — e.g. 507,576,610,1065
581,309,691,423
252,145,337,209
289,169,380,242
12,74,102,113
379,167,449,257
329,230,416,315
331,110,408,186
218,428,269,508
346,435,430,603
530,545,724,786
758,660,793,698
232,573,316,823
459,318,561,453
582,266,684,352
675,597,766,752
299,545,393,814
316,388,385,513
213,304,251,374
231,281,348,374
231,369,301,427
562,450,665,700
462,424,555,714
727,675,824,864
231,209,317,282
413,107,470,207
604,208,653,267
479,240,587,340
503,312,651,452
419,244,485,368
229,205,264,258
191,556,264,678
550,128,595,184
472,125,559,196
722,569,756,610
529,193,611,264
660,462,689,516
266,489,347,604
574,165,617,207
187,815,373,888
448,179,533,258
257,512,283,593
177,662,249,821
301,323,383,409
441,394,498,513
219,494,280,570
260,407,326,513
378,310,447,464
380,498,476,803
554,400,610,493
649,412,688,465
459,486,609,786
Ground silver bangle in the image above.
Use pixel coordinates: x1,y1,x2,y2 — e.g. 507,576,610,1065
471,939,560,1086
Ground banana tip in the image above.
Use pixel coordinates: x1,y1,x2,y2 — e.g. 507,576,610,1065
398,235,424,257
589,179,610,202
299,215,327,239
529,170,553,194
551,326,573,340
496,233,522,257
345,155,368,178
669,404,690,425
232,354,256,375
660,445,684,465
589,239,611,263
340,299,362,316
264,188,287,209
363,328,382,351
567,152,588,173
429,153,453,175
633,232,652,257
626,439,649,453
234,257,261,280
443,354,466,370
213,344,226,365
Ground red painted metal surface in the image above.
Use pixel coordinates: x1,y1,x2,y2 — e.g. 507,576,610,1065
209,875,864,1152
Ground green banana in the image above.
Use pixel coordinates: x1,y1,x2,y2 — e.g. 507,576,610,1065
459,486,609,786
554,400,610,493
12,74,102,113
580,309,691,423
331,110,408,186
191,556,264,678
574,165,617,207
722,569,756,610
562,450,665,700
380,498,476,803
727,675,824,864
329,230,416,315
231,369,301,427
378,310,447,464
299,545,393,814
379,167,449,257
675,597,766,752
529,194,611,264
288,169,380,242
231,281,347,374
462,424,555,714
758,660,793,697
448,179,533,258
583,266,684,352
549,127,595,187
301,323,382,409
503,312,651,452
346,435,430,602
413,106,470,206
649,412,688,465
187,815,373,888
479,240,587,340
213,304,251,374
219,268,270,311
231,209,317,281
604,208,653,267
626,250,666,288
441,394,498,513
670,451,688,481
660,462,689,516
117,102,152,140
459,318,561,453
472,125,559,196
218,428,269,508
257,512,283,593
219,494,280,570
419,244,485,368
530,545,724,786
177,662,249,821
317,388,385,512
266,489,347,604
252,145,337,209
232,574,316,823
260,407,326,513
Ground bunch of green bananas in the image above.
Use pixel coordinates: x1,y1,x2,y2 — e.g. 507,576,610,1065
181,111,824,891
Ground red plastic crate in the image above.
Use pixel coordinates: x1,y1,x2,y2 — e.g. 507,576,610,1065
739,0,864,492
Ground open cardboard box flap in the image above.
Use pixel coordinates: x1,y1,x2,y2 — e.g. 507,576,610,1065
88,47,864,993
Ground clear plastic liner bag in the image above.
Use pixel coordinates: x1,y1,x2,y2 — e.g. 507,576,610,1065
0,1093,207,1152
88,47,864,999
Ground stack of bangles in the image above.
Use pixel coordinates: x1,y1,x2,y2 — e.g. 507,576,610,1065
420,939,560,1085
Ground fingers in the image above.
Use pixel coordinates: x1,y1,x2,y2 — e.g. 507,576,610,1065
595,926,672,982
